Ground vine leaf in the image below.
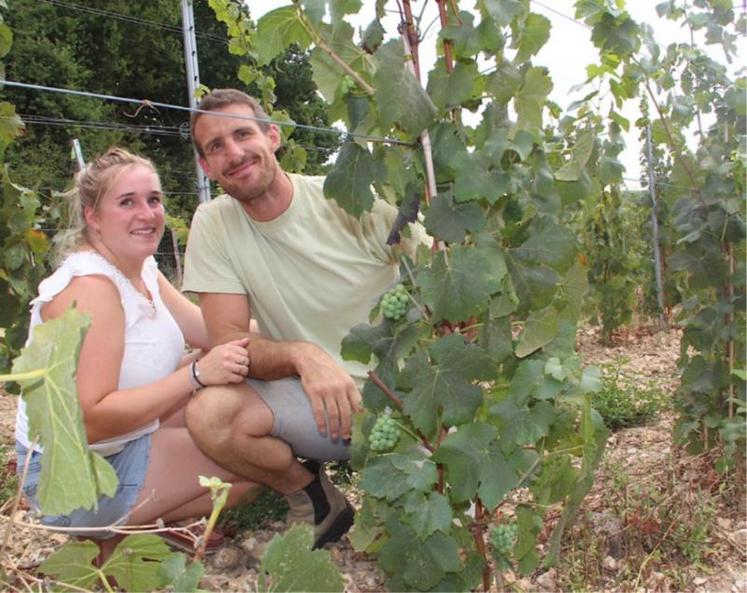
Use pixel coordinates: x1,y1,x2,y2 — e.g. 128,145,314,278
374,40,436,137
453,151,509,203
432,422,519,510
399,334,497,436
512,216,577,272
324,141,380,216
427,59,481,111
555,129,595,181
515,305,559,358
0,102,24,147
258,524,345,592
11,308,118,515
39,539,101,590
514,66,553,134
424,189,485,243
403,491,453,541
158,553,205,592
103,535,173,592
513,12,551,63
419,244,506,322
379,521,460,591
478,0,525,27
40,535,173,593
360,452,438,501
255,6,311,65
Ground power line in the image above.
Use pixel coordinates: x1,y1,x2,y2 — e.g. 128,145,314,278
38,0,228,45
0,79,415,146
530,0,592,31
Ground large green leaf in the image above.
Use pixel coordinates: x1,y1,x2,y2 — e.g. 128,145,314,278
40,535,174,593
403,491,453,541
360,451,438,501
0,102,24,147
512,216,577,272
39,540,101,590
515,306,560,358
506,256,558,312
453,151,509,203
423,189,485,243
374,40,436,137
432,422,520,510
324,142,380,216
341,320,419,367
259,524,344,592
379,521,461,591
399,334,497,435
255,6,311,66
10,308,118,515
419,244,505,322
478,0,525,27
427,59,481,111
514,12,551,63
103,535,173,593
514,67,553,133
159,552,205,593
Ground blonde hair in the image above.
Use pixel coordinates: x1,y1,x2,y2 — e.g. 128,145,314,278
53,147,158,264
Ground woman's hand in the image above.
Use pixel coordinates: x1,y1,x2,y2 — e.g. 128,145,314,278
195,337,251,386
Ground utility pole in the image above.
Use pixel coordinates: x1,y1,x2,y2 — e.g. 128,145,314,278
646,124,668,331
181,0,211,203
71,138,86,170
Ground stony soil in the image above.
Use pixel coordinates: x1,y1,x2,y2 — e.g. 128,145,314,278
1,324,745,592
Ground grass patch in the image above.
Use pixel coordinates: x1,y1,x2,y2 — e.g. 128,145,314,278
218,462,355,534
220,487,288,533
593,358,669,431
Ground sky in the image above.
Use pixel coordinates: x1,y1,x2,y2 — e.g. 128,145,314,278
246,1,744,187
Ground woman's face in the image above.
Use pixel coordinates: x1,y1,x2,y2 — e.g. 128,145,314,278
86,164,165,262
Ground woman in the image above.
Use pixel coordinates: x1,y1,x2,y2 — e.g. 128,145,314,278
14,147,257,556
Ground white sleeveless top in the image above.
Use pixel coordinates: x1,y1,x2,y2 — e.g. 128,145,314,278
15,251,186,456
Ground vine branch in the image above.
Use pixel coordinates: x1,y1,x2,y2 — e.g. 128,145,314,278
292,2,375,96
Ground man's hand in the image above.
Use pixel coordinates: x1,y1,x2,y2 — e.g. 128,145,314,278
295,343,362,440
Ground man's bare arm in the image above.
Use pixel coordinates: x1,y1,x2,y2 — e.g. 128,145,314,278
197,292,362,439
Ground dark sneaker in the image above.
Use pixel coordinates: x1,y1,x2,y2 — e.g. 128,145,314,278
286,464,354,549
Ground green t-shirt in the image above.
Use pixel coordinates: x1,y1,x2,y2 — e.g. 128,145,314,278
182,173,427,384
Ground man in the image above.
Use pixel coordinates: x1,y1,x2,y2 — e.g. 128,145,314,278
182,89,426,548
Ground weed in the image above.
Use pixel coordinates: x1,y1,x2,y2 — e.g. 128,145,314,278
593,358,669,430
219,487,287,534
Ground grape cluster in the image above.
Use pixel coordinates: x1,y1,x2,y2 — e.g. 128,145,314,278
380,284,409,321
489,523,517,556
369,415,400,452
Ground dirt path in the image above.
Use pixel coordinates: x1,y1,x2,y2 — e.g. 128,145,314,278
1,325,745,592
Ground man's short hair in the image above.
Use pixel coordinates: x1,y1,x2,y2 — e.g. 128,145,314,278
191,88,271,156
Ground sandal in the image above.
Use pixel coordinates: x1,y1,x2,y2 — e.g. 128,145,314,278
160,522,226,554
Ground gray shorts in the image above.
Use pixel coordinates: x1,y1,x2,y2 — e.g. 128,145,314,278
248,377,350,462
15,434,151,539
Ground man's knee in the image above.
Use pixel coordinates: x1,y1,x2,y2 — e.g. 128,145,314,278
185,386,242,453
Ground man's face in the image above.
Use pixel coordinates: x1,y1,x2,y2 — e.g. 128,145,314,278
194,104,281,204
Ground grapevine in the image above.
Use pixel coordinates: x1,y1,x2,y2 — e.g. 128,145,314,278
379,284,409,321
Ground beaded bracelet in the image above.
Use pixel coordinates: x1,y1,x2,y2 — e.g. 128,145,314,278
190,360,206,391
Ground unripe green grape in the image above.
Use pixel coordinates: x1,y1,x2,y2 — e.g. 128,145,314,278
381,285,410,321
369,414,401,452
489,523,517,557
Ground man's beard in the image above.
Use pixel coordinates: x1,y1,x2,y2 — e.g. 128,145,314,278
221,157,277,203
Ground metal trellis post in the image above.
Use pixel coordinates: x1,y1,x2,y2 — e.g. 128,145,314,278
646,124,668,330
181,0,211,204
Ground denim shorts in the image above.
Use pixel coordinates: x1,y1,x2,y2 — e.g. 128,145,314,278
15,433,151,539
